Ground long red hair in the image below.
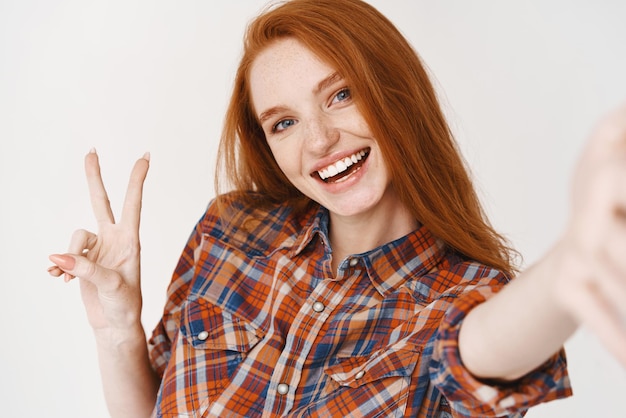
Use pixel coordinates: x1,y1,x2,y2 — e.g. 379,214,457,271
216,0,516,274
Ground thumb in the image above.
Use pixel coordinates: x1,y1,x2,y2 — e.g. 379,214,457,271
48,253,119,289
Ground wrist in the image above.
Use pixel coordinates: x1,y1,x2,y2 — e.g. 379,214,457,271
547,234,592,325
93,324,148,353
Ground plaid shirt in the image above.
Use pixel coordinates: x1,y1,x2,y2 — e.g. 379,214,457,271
148,194,571,417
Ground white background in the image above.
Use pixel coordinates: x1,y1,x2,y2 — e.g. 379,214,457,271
1,1,625,416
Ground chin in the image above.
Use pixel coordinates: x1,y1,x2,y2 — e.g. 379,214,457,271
323,196,383,218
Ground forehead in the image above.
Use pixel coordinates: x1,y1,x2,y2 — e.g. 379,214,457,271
249,38,337,114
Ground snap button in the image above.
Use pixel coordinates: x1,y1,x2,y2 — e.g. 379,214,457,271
355,370,365,380
277,383,289,395
312,301,325,313
197,330,209,341
349,258,359,267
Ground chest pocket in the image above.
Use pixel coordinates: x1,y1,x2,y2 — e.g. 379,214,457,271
320,343,420,417
326,343,419,387
185,299,263,351
180,298,264,408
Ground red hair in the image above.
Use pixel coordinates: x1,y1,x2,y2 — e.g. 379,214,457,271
216,0,516,274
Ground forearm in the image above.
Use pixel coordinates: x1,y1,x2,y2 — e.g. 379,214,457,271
458,241,578,381
94,325,160,418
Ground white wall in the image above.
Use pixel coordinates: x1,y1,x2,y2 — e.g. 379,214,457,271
1,1,624,416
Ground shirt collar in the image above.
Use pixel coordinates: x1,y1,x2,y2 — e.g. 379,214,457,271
289,204,330,258
290,205,447,296
361,226,446,296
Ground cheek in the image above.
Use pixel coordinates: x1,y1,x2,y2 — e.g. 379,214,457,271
267,141,300,177
347,106,371,129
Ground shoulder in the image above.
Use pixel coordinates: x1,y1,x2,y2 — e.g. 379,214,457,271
404,249,510,303
439,256,511,295
199,191,315,257
425,256,513,318
443,258,509,285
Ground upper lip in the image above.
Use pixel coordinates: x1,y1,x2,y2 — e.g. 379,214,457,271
309,147,370,176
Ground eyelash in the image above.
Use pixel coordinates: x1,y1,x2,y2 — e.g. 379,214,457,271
270,87,352,134
332,88,351,104
272,119,296,133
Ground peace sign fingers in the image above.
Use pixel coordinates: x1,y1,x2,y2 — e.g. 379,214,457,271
120,152,150,232
85,149,116,226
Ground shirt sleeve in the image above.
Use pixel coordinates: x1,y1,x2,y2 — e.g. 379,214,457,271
147,206,209,377
430,284,573,417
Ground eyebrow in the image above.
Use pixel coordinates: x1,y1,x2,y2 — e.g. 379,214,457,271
314,71,342,95
258,106,289,125
257,72,344,125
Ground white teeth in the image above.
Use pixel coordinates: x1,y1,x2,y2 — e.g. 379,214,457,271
317,149,368,180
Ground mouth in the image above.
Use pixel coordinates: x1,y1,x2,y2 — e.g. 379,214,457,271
314,148,370,183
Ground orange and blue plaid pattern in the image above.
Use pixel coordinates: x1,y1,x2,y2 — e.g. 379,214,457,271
148,194,571,417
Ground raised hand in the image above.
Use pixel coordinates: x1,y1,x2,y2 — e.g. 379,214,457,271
455,106,626,382
48,149,150,332
555,103,626,367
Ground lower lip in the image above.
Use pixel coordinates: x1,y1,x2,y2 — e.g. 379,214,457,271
316,154,369,193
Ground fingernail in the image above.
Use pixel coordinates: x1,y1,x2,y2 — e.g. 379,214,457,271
49,254,76,270
89,147,97,154
143,151,151,162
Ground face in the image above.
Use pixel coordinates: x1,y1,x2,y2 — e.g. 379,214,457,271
249,38,404,222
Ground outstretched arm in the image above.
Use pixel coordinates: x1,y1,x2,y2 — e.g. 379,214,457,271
48,149,159,417
459,103,626,381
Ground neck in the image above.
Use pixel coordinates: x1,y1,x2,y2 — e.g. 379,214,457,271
328,195,418,273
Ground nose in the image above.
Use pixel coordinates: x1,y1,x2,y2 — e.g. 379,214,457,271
305,112,340,155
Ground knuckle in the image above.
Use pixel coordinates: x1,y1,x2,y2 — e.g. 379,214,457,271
70,228,94,243
83,260,98,278
103,273,125,294
71,229,87,240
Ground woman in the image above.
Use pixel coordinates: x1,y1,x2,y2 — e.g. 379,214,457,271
48,0,626,417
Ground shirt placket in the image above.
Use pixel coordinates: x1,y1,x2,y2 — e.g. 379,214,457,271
261,259,362,417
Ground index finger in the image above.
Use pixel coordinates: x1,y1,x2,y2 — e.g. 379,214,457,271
120,152,150,230
85,148,115,225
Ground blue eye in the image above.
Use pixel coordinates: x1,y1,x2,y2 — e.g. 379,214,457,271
273,118,296,133
332,88,351,104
